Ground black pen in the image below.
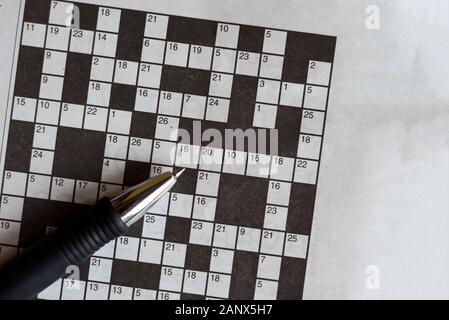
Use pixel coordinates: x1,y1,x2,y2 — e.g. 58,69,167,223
0,169,185,300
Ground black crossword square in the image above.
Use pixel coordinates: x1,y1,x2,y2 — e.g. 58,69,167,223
275,106,301,158
116,9,146,61
4,120,34,172
14,46,44,98
53,127,105,181
62,52,92,105
215,174,268,228
227,75,258,132
184,244,211,272
110,84,136,111
237,25,265,52
123,160,151,187
111,260,161,290
74,3,99,31
24,0,51,24
171,167,197,194
164,216,191,243
277,257,307,300
160,66,211,96
287,183,316,235
229,251,258,299
129,111,157,139
166,16,217,47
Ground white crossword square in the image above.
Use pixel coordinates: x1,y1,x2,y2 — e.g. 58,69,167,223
300,110,325,135
61,280,86,300
162,242,187,267
262,29,287,55
192,196,217,221
206,273,231,299
165,42,189,67
253,103,277,129
3,171,27,196
115,237,140,261
212,48,236,73
254,279,278,300
101,159,126,184
33,124,57,149
0,195,24,221
85,282,110,300
196,171,220,197
45,26,70,51
110,286,133,300
134,288,157,300
88,257,113,283
294,159,318,185
26,174,51,199
175,144,200,169
210,248,234,274
205,98,229,123
270,156,295,181
263,205,288,231
169,193,193,218
284,233,309,259
30,149,54,175
108,110,132,135
50,177,75,202
267,181,291,206
83,106,108,132
74,181,98,205
189,45,213,70
246,153,271,178
93,32,118,57
182,94,206,119
280,82,304,107
39,75,63,101
114,60,138,86
98,184,122,200
0,220,20,245
303,85,328,111
139,239,163,264
158,91,182,116
37,279,62,300
189,220,213,246
142,214,166,240
43,50,66,76
257,254,282,280
60,103,84,128
155,116,179,141
209,73,233,98
87,82,111,107
297,134,322,160
141,38,166,63
22,23,46,47
307,60,332,86
183,270,207,296
222,150,247,175
97,7,121,33
104,134,129,159
135,88,159,113
213,223,237,249
91,57,115,82
236,51,260,76
36,100,60,125
12,97,36,122
49,1,74,26
138,63,162,89
159,267,183,292
215,23,239,48
260,230,285,255
144,14,169,39
69,29,94,54
152,140,177,165
259,54,283,80
256,79,280,105
236,227,261,252
128,137,152,162
199,147,223,173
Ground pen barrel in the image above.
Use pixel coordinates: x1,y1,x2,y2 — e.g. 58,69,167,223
0,198,128,300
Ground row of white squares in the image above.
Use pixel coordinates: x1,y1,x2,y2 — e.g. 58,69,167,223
47,2,289,53
37,277,278,300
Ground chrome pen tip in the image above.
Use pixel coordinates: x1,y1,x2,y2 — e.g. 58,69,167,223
174,168,186,179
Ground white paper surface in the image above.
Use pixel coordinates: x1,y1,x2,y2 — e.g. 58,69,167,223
0,0,448,299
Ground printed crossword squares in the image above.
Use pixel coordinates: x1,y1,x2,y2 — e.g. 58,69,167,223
270,156,295,181
83,106,108,132
199,147,223,173
87,81,111,107
213,223,237,249
307,61,332,86
45,26,70,51
39,75,64,101
134,288,157,300
182,94,206,119
222,150,247,175
61,279,86,300
209,73,233,98
300,110,325,135
107,109,132,135
43,50,67,76
246,153,271,178
253,103,277,129
267,181,291,206
3,171,27,196
26,174,51,199
263,205,288,231
49,1,74,26
175,144,200,169
206,273,231,298
114,60,139,85
209,248,234,274
155,116,179,141
101,158,126,184
260,230,285,255
215,23,240,48
0,220,20,246
115,236,140,261
169,193,193,218
159,266,183,292
183,270,207,296
104,134,129,159
90,57,115,82
189,45,213,70
0,196,24,221
303,85,328,111
236,51,260,76
142,214,166,240
137,63,162,89
162,242,187,267
257,255,282,280
139,239,163,264
294,159,319,185
128,137,152,162
12,97,36,122
280,82,304,107
262,29,287,55
135,88,159,113
254,279,278,300
50,177,75,202
33,124,57,149
284,233,309,259
141,38,166,63
97,7,121,33
297,134,322,160
36,100,60,125
158,91,182,116
22,23,46,47
109,285,133,300
212,48,236,73
196,171,220,197
56,103,82,128
93,32,118,57
144,14,169,39
30,149,54,174
259,54,283,79
205,98,230,123
192,196,217,221
189,220,213,246
85,282,110,300
98,183,122,200
164,42,189,67
74,180,98,205
88,257,113,283
236,227,261,252
69,29,94,54
256,79,280,105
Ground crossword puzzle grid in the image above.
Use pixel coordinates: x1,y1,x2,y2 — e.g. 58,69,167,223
0,0,336,300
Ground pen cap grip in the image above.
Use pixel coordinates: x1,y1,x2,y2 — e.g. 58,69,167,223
0,198,128,300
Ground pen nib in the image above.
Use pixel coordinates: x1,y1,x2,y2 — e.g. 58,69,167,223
174,168,186,179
